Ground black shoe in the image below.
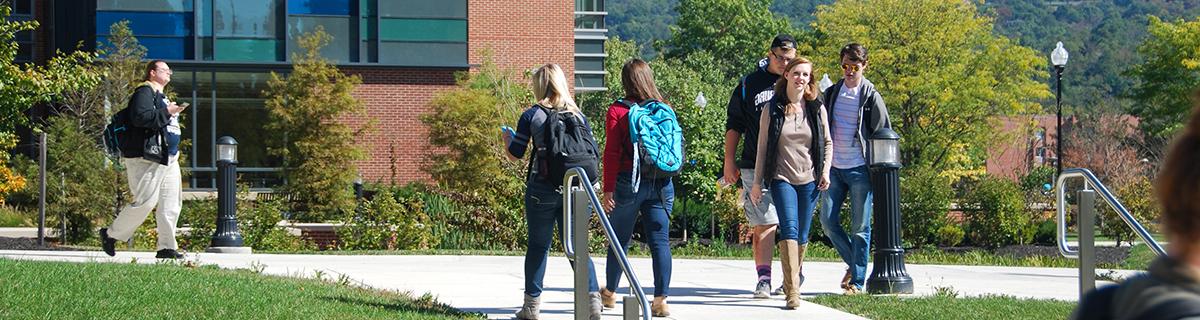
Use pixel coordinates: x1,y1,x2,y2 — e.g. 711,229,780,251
155,249,184,259
99,228,116,257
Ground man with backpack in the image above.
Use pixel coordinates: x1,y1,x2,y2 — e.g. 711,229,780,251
724,34,797,298
98,60,188,259
819,43,892,294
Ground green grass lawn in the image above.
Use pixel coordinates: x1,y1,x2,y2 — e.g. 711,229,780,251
809,293,1077,320
0,258,481,319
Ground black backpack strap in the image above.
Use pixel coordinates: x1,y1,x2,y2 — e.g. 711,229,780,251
1135,296,1200,320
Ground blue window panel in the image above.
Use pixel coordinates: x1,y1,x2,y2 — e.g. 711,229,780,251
96,11,193,37
199,0,212,36
97,0,193,12
214,0,280,37
99,36,190,60
378,41,466,67
287,0,349,15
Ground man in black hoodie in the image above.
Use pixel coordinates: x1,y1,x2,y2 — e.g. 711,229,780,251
819,43,891,294
724,34,796,298
99,60,188,259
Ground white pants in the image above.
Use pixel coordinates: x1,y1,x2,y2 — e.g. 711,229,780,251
107,156,182,250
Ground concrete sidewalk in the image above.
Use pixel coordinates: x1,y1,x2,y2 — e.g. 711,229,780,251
0,250,1119,319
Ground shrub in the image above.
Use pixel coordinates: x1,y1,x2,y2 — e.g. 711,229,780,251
900,167,954,247
263,27,367,221
240,199,314,251
962,175,1036,247
936,224,965,247
1104,177,1160,246
337,190,437,250
34,117,124,244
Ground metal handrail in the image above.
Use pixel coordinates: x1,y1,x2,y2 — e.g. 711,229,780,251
1056,168,1167,258
562,167,651,320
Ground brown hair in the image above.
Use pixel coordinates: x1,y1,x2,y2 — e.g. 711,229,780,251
620,59,663,102
143,60,165,81
773,57,820,112
1156,91,1200,244
840,43,868,63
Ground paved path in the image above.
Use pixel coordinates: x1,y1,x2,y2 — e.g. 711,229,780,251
0,250,1133,319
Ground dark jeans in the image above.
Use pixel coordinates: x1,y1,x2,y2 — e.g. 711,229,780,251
770,179,818,243
605,175,674,297
819,165,873,289
524,180,599,297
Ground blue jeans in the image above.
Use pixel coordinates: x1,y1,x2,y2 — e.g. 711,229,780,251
606,175,673,297
524,180,599,297
770,179,818,243
819,165,873,289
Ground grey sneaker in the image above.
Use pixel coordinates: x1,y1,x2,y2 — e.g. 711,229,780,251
773,274,805,295
515,294,540,319
753,280,771,298
588,292,602,320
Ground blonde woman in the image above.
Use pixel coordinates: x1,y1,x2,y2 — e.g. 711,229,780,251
502,64,603,320
749,57,832,309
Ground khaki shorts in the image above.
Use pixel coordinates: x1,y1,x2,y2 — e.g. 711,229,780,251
740,168,778,226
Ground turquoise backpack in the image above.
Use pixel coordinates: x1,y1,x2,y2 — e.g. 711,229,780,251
620,99,684,192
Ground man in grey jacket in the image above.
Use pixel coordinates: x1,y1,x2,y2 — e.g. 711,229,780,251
819,43,891,294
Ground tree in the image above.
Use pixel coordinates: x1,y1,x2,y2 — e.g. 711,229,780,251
0,6,96,133
1127,16,1200,141
657,0,796,80
263,27,367,221
812,0,1051,180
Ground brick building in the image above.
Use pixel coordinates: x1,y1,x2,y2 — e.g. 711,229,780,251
11,0,606,190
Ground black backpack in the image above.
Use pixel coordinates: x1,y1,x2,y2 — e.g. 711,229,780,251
534,106,600,185
103,108,133,158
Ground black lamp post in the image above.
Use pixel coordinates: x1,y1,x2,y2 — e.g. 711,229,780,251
208,136,251,254
1051,41,1069,178
865,127,913,294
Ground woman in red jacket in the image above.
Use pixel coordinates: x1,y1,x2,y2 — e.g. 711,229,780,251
599,59,674,317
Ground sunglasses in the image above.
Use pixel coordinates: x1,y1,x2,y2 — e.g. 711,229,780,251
841,63,862,73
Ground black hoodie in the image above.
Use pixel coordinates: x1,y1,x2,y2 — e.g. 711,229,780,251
725,60,780,169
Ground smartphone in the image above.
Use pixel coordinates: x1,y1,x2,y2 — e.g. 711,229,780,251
179,102,190,108
501,126,516,136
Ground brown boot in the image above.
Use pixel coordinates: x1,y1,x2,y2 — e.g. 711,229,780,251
796,244,808,290
840,268,853,291
777,240,801,309
651,296,670,317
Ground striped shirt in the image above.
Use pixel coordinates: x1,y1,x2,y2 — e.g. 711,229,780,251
831,84,866,168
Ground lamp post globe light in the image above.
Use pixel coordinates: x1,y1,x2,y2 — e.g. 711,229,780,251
208,136,251,254
1051,41,1069,179
865,127,913,294
819,73,833,93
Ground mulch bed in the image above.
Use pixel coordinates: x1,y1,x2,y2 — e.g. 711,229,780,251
0,237,82,251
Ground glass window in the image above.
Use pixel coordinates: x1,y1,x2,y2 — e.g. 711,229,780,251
287,0,349,15
14,0,32,14
576,56,603,71
98,36,191,60
379,0,465,19
198,0,212,37
214,39,279,61
97,0,193,12
378,42,466,66
575,0,603,12
287,16,350,62
214,0,279,38
96,11,194,37
575,39,604,55
379,19,465,42
16,30,30,42
576,74,604,89
575,14,605,29
212,72,277,169
16,44,32,62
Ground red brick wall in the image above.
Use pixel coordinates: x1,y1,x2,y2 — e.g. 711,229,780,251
468,0,576,90
346,1,575,185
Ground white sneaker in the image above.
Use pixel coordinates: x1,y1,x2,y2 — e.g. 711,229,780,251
754,280,772,298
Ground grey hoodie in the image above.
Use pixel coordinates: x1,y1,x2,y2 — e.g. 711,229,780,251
821,78,891,164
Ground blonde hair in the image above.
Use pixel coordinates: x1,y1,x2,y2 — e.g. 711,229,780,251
772,57,820,114
532,64,580,113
